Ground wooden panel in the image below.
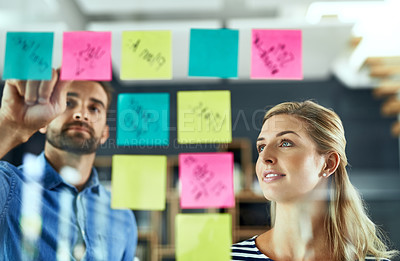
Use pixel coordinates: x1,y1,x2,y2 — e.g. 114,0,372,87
391,121,400,137
365,56,400,66
369,65,400,77
350,36,362,48
381,96,400,116
373,80,400,98
93,155,112,167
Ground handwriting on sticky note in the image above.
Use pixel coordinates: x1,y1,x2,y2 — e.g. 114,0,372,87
177,90,232,144
121,31,172,80
189,102,223,126
61,31,111,81
3,32,53,80
190,161,226,200
251,29,302,80
126,39,166,71
179,153,234,209
121,96,160,138
74,43,106,76
117,93,170,146
11,36,50,73
253,33,295,75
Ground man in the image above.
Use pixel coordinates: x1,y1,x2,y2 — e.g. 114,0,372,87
0,70,137,260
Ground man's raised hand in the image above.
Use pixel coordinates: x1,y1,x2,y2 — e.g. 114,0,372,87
0,69,71,139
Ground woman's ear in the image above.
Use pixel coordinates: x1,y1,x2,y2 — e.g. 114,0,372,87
323,151,340,177
39,126,47,134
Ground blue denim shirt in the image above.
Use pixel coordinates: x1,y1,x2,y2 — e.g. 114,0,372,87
0,153,137,260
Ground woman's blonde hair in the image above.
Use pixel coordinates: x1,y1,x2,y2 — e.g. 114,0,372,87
263,100,398,261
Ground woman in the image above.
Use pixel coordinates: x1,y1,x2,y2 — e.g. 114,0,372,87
231,101,398,261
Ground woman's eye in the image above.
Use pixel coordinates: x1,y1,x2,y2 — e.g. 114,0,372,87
280,140,293,147
257,145,265,153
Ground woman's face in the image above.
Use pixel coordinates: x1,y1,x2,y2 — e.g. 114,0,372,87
255,114,327,203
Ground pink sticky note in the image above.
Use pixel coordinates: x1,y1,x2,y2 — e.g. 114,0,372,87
61,31,112,81
251,29,302,80
179,152,234,209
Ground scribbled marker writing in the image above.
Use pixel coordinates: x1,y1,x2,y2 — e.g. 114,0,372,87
12,36,49,73
74,44,105,76
189,102,225,131
128,39,141,52
127,38,166,70
253,33,295,75
184,158,226,201
184,156,196,166
191,102,221,120
120,98,160,138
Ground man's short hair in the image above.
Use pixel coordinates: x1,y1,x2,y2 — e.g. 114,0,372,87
96,81,114,110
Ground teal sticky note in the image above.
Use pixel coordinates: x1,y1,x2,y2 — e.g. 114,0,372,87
117,93,170,146
3,32,53,80
188,29,239,78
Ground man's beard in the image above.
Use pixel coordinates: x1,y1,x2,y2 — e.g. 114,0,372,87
46,122,101,154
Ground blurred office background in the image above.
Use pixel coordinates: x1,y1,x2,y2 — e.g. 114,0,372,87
0,0,400,260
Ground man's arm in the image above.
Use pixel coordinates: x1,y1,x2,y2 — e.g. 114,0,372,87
0,69,70,159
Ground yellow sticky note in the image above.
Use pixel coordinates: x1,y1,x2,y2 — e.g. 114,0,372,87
176,213,232,261
177,90,232,144
111,155,167,210
121,30,172,80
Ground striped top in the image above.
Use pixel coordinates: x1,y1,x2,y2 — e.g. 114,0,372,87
231,236,273,261
231,236,391,261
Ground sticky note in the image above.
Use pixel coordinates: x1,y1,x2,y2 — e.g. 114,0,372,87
179,152,234,209
188,29,239,78
117,93,170,146
251,29,302,80
121,31,172,80
3,32,53,80
61,31,112,81
177,90,232,144
176,213,231,261
111,155,167,210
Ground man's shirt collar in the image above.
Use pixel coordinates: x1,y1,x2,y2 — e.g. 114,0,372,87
37,152,100,194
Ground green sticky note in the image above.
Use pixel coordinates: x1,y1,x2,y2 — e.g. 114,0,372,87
177,90,232,144
3,32,53,80
176,213,232,261
121,30,172,80
111,155,167,210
